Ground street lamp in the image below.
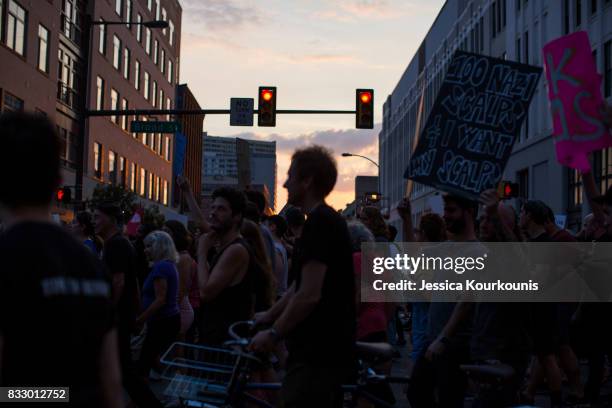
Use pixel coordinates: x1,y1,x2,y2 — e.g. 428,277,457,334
76,18,167,207
341,152,379,168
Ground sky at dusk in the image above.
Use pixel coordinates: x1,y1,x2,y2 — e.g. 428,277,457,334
179,0,445,211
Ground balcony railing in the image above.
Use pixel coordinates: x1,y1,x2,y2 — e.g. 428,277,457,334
57,81,80,111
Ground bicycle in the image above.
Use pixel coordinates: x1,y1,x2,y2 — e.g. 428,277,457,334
159,320,411,407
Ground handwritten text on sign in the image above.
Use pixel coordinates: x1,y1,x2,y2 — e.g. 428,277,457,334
543,31,611,172
405,51,541,199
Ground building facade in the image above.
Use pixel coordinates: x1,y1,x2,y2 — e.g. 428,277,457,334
0,0,183,220
202,135,278,210
380,0,612,236
175,84,203,206
84,0,182,212
0,0,87,221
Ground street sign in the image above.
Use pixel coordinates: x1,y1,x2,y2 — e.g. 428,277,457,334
230,98,254,126
130,121,180,133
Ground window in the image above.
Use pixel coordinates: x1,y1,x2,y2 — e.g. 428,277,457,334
502,0,506,27
155,133,161,154
517,169,529,199
161,7,167,34
491,1,497,37
115,0,122,16
516,38,521,63
152,81,157,107
119,156,126,187
94,142,102,179
135,60,140,90
96,76,104,109
159,89,164,115
110,88,119,124
7,0,27,56
169,20,174,46
148,172,153,199
569,169,583,207
576,0,582,27
137,14,142,42
564,0,570,34
123,48,130,79
145,28,151,54
38,25,49,73
124,0,131,27
121,98,128,130
155,175,160,201
130,163,137,191
166,97,171,120
113,35,121,70
156,0,160,20
3,92,24,112
160,49,166,73
147,0,152,11
167,59,173,83
154,40,159,64
164,135,170,160
591,0,598,15
140,168,146,196
99,18,106,54
605,40,611,98
144,71,150,100
163,180,168,205
109,151,116,184
0,0,3,37
524,31,529,64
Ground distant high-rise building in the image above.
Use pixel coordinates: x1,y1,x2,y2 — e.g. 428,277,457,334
202,135,277,210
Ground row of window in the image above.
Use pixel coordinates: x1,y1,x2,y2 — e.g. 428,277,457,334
0,0,51,75
95,76,173,161
115,0,175,46
565,0,612,35
93,141,169,205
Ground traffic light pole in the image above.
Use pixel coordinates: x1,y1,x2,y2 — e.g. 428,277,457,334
86,109,357,116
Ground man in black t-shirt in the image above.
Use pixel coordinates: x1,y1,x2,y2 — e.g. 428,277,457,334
250,145,356,408
0,112,121,407
94,203,163,407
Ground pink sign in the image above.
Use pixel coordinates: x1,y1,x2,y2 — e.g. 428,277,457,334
543,31,612,171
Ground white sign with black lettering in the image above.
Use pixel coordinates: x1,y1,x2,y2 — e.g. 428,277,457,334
230,98,254,126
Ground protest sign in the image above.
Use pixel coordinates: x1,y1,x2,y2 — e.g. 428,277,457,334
543,31,612,172
404,51,542,200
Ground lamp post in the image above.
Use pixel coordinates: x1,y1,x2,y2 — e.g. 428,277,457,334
341,152,379,168
76,17,168,208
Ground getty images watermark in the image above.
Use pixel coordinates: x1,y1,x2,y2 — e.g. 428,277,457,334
360,242,612,302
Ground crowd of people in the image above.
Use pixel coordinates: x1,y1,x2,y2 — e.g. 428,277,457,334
1,107,612,408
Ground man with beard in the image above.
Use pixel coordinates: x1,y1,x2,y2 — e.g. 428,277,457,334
408,193,478,408
197,187,255,345
249,145,355,408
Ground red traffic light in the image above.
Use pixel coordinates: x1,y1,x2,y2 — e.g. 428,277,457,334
360,91,372,104
56,186,72,203
504,184,513,196
261,89,273,102
356,88,374,129
258,86,277,127
498,181,519,199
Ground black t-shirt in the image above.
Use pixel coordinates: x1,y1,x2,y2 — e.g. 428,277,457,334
0,222,114,407
286,204,356,366
102,232,139,334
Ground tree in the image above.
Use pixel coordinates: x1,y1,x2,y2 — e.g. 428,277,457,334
88,184,137,223
143,205,166,231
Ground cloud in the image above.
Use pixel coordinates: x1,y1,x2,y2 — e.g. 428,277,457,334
227,124,381,156
314,0,425,22
181,32,246,51
181,0,262,31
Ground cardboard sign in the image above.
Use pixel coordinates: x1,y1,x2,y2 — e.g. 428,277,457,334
543,31,612,172
404,51,542,200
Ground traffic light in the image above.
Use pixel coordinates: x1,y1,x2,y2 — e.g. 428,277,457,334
56,186,72,203
258,86,277,127
356,89,374,129
498,181,519,199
